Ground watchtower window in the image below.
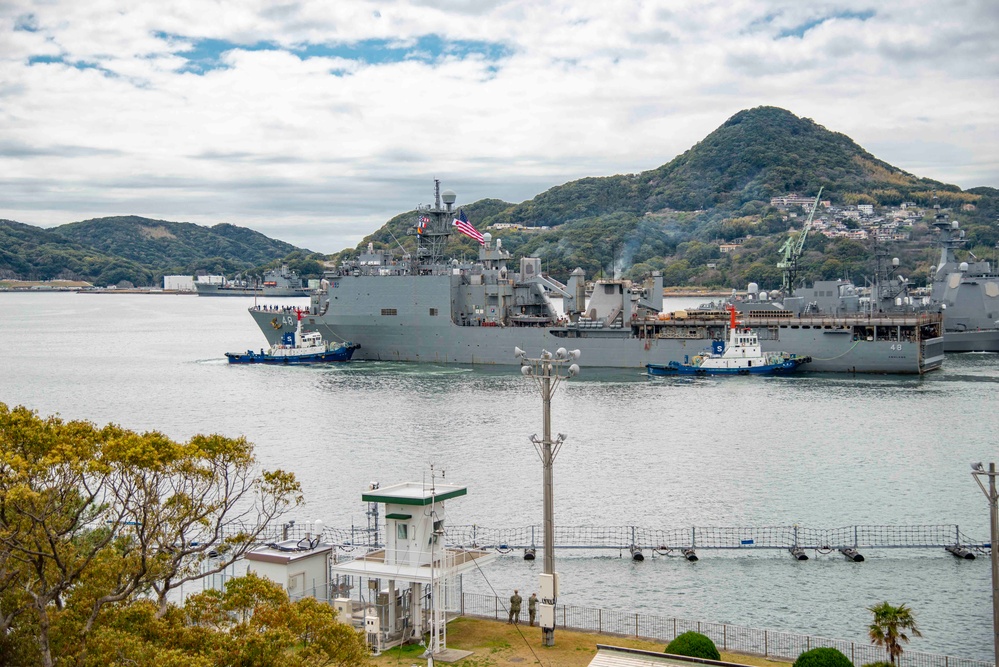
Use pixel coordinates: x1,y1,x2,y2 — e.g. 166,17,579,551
397,524,408,540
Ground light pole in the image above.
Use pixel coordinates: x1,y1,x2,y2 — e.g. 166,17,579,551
972,462,999,667
516,346,580,647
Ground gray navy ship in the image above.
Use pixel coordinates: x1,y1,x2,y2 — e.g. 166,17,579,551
927,206,999,352
247,183,944,374
196,265,309,297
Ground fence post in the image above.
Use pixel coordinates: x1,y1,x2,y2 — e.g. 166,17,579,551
765,630,768,657
635,613,639,637
495,596,498,620
851,643,855,664
562,604,566,629
673,618,677,639
461,592,465,616
723,625,727,650
599,608,602,633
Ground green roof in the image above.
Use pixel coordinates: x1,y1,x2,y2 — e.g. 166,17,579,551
385,513,412,520
361,482,468,506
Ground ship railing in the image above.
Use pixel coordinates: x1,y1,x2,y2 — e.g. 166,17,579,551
459,593,991,667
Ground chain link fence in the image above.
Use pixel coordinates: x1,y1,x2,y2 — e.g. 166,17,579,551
460,592,991,667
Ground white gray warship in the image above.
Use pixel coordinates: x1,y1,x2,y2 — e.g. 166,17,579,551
196,265,308,297
247,183,944,374
927,207,999,352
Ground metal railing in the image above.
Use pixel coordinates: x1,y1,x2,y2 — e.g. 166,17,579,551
460,593,992,667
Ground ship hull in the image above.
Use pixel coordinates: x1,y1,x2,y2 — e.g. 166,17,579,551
225,343,358,364
942,329,999,353
197,284,308,297
647,356,811,376
248,274,943,374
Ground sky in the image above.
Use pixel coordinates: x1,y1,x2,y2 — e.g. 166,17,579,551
2,1,997,254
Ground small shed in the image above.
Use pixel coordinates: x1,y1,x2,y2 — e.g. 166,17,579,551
246,538,332,601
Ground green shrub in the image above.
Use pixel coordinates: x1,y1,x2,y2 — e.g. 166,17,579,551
665,631,721,660
794,647,853,667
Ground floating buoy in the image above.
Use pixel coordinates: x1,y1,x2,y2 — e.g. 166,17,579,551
789,547,808,561
945,545,975,560
682,548,698,562
839,547,864,562
524,548,536,561
629,545,644,562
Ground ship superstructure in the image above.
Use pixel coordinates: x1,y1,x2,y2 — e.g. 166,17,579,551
927,206,999,352
248,182,944,374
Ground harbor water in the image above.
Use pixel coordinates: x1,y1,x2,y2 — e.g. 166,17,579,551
0,292,996,659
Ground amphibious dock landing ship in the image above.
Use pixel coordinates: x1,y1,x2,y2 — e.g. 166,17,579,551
248,183,944,374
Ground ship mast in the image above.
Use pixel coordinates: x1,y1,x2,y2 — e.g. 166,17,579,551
415,179,455,269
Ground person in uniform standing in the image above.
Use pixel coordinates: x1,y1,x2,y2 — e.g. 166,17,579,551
528,592,538,627
508,589,522,624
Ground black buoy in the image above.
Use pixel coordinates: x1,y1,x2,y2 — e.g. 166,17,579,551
789,547,808,561
945,545,976,560
682,548,698,562
629,545,644,561
839,547,864,562
524,548,536,561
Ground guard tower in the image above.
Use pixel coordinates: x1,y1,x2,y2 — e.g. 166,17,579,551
331,481,495,655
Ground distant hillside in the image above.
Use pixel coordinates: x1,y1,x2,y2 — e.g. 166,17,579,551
54,216,304,272
349,106,997,287
0,216,320,286
0,220,152,285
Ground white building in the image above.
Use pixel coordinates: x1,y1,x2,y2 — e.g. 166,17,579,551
162,275,195,291
330,482,495,655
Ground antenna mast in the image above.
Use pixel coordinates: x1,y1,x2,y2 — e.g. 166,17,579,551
415,179,455,269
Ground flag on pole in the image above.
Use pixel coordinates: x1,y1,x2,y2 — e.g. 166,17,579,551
417,215,429,234
452,209,484,245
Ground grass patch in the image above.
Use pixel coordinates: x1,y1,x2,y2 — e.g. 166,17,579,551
371,618,793,667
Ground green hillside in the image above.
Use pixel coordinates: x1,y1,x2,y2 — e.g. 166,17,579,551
349,106,998,288
0,216,322,287
54,216,304,273
0,220,152,285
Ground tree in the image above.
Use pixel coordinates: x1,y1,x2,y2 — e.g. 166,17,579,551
0,404,302,666
868,601,922,665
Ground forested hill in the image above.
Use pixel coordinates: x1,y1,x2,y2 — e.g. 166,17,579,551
0,220,153,285
54,216,303,270
351,106,997,288
0,217,321,286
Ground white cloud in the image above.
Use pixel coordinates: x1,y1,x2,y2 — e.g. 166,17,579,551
1,0,996,253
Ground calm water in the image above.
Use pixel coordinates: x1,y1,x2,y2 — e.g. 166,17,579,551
1,292,997,659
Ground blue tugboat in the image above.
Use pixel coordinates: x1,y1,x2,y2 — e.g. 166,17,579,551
226,311,359,365
647,306,810,376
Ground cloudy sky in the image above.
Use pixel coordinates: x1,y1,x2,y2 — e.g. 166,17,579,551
2,1,997,253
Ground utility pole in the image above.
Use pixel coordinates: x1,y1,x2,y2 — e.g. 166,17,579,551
971,462,999,667
516,347,580,647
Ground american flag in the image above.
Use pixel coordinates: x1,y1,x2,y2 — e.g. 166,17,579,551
452,209,484,245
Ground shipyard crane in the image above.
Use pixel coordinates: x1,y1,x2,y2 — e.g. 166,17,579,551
777,187,823,294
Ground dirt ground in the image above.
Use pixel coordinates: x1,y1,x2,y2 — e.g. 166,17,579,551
372,618,793,667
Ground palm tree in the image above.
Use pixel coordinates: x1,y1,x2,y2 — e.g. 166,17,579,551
868,601,923,665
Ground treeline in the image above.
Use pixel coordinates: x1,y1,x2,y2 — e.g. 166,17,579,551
0,217,325,287
0,404,370,666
